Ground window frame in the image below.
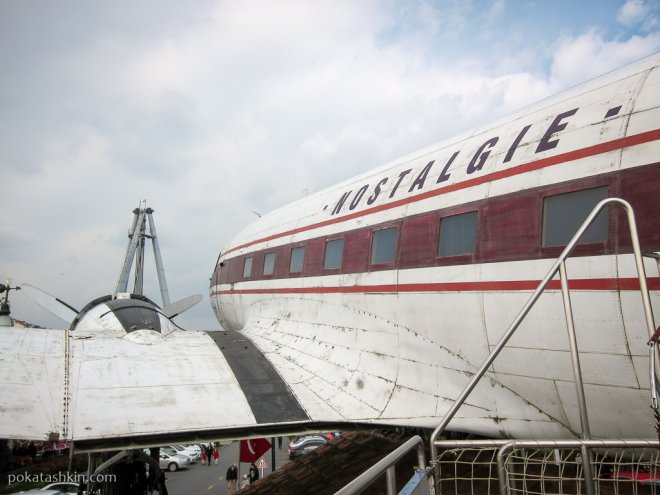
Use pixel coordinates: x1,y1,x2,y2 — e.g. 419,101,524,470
437,209,479,258
289,245,305,274
323,237,345,271
370,226,399,267
242,256,253,278
541,186,610,248
263,252,276,276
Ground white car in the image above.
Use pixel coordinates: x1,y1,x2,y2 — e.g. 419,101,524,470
40,482,81,494
169,444,200,463
19,490,66,495
184,444,202,456
17,481,83,494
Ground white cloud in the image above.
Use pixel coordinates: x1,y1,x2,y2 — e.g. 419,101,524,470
617,0,658,30
1,0,660,330
549,29,660,89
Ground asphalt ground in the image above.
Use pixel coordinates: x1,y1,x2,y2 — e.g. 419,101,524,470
164,438,292,495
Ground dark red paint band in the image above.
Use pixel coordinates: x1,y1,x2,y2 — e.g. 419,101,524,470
224,129,660,256
212,276,660,296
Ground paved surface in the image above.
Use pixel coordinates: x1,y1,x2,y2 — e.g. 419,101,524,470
164,438,292,495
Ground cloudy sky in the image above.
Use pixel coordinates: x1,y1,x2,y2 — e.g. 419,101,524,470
1,0,659,331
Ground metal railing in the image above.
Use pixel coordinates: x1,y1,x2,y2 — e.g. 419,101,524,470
433,438,660,494
334,435,427,495
429,198,658,494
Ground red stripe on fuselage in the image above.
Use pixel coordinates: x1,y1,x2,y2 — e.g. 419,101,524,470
224,129,660,256
212,277,660,296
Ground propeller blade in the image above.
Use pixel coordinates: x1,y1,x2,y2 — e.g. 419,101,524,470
21,283,79,324
162,294,203,318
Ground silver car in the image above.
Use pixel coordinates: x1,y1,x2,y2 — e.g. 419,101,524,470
288,435,329,459
159,451,190,472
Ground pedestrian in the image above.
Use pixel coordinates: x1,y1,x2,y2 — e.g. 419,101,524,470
249,462,259,484
206,443,213,466
212,447,219,465
201,451,207,465
226,463,238,493
240,474,250,489
157,470,169,495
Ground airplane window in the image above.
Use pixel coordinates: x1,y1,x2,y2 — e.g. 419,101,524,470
324,238,344,270
371,227,398,264
263,252,276,275
542,186,609,246
290,246,305,273
243,257,253,278
438,211,478,257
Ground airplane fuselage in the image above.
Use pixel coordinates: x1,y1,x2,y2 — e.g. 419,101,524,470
210,53,660,439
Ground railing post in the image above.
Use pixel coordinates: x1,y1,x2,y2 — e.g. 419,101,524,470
559,261,595,495
386,466,396,495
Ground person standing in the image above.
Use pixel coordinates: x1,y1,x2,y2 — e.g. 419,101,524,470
206,443,213,466
248,462,259,484
226,463,238,493
212,447,219,465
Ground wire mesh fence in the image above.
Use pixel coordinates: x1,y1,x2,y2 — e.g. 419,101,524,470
434,444,660,495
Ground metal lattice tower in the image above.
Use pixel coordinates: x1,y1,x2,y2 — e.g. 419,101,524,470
114,201,170,306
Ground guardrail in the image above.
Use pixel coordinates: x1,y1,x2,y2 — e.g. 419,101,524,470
431,438,660,495
334,435,427,495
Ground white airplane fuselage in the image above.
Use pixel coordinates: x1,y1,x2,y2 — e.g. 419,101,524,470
210,53,660,440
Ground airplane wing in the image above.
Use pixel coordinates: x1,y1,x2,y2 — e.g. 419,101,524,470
0,327,65,440
0,324,315,451
68,327,314,450
1,288,579,451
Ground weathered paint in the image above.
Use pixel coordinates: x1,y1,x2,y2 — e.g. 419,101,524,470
211,52,660,439
0,296,292,447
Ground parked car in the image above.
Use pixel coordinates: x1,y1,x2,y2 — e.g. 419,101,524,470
41,482,80,494
161,446,193,465
159,451,190,472
288,435,329,460
18,490,66,495
184,444,202,456
168,444,200,463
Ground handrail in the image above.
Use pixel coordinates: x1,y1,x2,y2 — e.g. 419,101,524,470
334,434,427,495
428,198,657,493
